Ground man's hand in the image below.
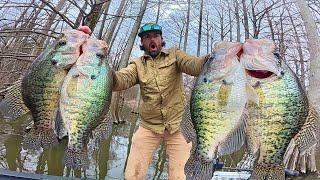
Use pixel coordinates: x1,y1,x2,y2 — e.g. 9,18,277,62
77,26,92,35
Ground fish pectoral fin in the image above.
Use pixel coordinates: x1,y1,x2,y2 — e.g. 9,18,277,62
217,83,232,107
217,108,248,156
246,83,259,105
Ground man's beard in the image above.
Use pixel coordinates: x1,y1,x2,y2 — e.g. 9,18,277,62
149,51,160,58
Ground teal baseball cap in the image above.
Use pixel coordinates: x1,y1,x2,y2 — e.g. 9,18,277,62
138,23,162,37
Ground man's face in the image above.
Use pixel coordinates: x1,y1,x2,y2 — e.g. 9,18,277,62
141,31,163,58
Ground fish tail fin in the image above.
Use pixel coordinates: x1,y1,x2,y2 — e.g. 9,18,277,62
22,128,58,150
0,80,29,120
283,106,319,173
23,128,41,150
251,164,285,180
64,148,89,170
40,128,59,148
184,151,214,180
180,103,196,143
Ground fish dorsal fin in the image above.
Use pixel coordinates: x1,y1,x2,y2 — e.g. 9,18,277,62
246,83,259,105
217,108,248,156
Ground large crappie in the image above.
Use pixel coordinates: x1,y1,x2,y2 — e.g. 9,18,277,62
238,39,309,179
21,29,89,150
60,38,113,169
184,42,252,180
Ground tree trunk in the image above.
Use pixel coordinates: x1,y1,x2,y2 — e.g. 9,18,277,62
242,0,250,39
265,1,275,41
296,0,320,110
250,0,258,38
228,1,233,41
112,0,149,123
183,0,191,52
83,0,109,32
108,14,126,53
34,0,67,55
155,0,161,23
104,0,127,43
286,4,306,88
197,0,204,56
74,2,88,28
97,1,112,39
235,0,241,42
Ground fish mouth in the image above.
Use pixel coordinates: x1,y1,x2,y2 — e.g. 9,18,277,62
246,69,273,79
79,44,84,55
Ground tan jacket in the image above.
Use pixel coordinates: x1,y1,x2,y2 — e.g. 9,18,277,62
113,47,209,134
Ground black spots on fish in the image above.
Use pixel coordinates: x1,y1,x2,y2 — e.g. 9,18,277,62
63,147,89,170
22,127,58,150
51,60,58,65
252,163,285,180
91,75,96,80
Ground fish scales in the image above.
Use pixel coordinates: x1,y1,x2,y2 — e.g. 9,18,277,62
21,30,89,150
185,42,248,179
60,39,113,169
255,72,308,164
237,39,309,179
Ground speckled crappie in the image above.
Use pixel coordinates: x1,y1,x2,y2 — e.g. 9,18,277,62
184,42,251,179
21,29,89,150
238,39,309,180
60,38,113,169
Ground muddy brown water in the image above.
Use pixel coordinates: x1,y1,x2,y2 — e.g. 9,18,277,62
0,108,319,179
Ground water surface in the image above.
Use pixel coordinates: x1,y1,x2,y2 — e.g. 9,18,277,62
0,109,319,179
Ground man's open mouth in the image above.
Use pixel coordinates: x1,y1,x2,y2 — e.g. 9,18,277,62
150,43,157,51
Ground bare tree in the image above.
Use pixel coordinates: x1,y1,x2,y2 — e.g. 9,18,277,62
111,0,149,123
103,0,127,43
296,0,320,109
183,0,191,51
197,0,204,56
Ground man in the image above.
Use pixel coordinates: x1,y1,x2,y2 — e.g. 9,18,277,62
112,22,209,179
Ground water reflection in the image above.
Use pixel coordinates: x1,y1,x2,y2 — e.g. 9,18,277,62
0,110,319,179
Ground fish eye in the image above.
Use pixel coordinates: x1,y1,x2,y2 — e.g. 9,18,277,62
58,41,67,46
273,52,280,59
96,53,105,59
203,77,207,83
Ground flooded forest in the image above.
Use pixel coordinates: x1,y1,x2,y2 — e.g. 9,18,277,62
0,0,320,179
